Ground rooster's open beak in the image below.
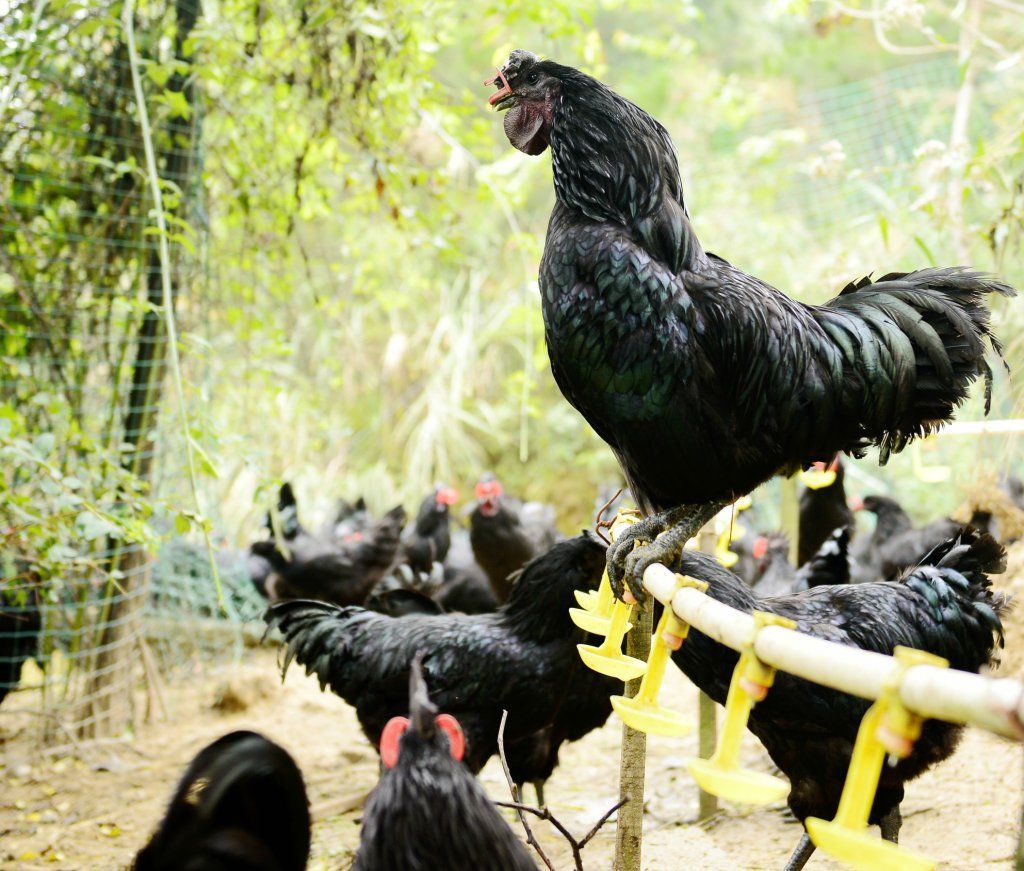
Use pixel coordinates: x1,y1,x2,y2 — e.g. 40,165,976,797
485,68,513,107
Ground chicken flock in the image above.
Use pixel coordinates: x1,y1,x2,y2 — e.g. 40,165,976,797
2,49,1019,871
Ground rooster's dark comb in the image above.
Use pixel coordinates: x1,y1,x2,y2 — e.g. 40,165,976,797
498,49,540,82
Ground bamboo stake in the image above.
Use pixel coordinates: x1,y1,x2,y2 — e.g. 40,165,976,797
643,563,1024,741
697,525,719,821
780,474,800,566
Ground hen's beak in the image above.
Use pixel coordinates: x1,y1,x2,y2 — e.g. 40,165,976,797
485,67,513,107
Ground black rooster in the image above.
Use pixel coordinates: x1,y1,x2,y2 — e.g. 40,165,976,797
399,485,459,573
487,50,1014,600
133,731,310,870
468,473,559,603
668,529,1008,870
265,534,616,799
353,656,536,871
797,457,854,565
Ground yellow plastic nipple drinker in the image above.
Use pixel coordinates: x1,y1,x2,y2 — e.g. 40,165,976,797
714,495,752,569
805,647,946,871
570,511,640,636
800,457,839,490
611,575,706,736
912,436,951,484
686,611,794,804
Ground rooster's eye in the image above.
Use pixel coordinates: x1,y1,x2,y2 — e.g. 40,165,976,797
527,72,539,85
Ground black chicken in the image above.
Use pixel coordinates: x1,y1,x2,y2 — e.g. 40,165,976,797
353,656,536,871
364,563,446,617
667,528,1008,870
487,50,1014,600
0,559,41,706
399,485,459,573
468,473,560,603
875,515,966,580
750,527,850,597
322,495,371,542
436,530,499,614
797,457,854,565
850,494,913,581
133,730,310,870
249,484,406,606
265,533,616,799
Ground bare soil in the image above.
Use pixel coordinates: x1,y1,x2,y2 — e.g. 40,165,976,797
2,546,1023,870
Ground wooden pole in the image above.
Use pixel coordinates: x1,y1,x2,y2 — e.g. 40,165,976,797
610,601,651,867
697,525,719,820
780,474,799,565
614,603,653,871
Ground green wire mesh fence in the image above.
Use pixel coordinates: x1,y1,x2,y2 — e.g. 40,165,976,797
0,0,237,745
1,0,1017,749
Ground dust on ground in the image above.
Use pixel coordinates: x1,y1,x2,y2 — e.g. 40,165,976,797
2,547,1023,870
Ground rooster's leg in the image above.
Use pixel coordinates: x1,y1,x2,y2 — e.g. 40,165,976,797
781,833,815,871
608,501,729,602
879,805,902,843
532,781,545,807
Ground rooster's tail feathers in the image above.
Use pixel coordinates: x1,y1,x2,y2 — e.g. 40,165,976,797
826,267,1015,462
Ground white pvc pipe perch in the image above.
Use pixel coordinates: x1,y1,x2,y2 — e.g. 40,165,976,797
643,563,1024,742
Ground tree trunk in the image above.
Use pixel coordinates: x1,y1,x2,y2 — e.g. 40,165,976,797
80,0,200,739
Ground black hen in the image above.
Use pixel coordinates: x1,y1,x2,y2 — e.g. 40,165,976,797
250,487,406,605
875,516,966,580
798,457,854,565
436,530,499,614
487,50,1014,599
851,493,914,577
354,657,535,871
133,731,310,871
668,529,1008,870
323,495,371,542
0,558,41,706
469,473,559,603
399,485,458,573
750,527,850,597
264,534,615,797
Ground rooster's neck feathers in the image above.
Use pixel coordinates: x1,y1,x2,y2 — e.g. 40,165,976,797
547,66,707,273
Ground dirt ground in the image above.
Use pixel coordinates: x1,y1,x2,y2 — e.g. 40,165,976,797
2,546,1024,870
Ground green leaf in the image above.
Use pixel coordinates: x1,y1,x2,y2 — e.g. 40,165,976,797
158,89,192,119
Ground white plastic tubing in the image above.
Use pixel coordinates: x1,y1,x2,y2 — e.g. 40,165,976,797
643,563,1024,741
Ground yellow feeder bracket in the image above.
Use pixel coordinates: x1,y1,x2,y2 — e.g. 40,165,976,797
912,437,950,484
612,575,707,736
686,612,795,805
734,495,753,513
806,646,948,871
571,510,640,634
577,597,648,680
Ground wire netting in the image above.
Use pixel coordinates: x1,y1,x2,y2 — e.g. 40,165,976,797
0,2,1016,748
0,0,228,745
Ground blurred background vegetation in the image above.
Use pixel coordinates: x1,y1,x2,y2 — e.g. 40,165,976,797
2,0,1022,621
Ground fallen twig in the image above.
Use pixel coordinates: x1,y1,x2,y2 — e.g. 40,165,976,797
495,709,625,870
497,710,554,870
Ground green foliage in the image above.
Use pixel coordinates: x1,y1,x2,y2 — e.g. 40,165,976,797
3,0,1023,555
